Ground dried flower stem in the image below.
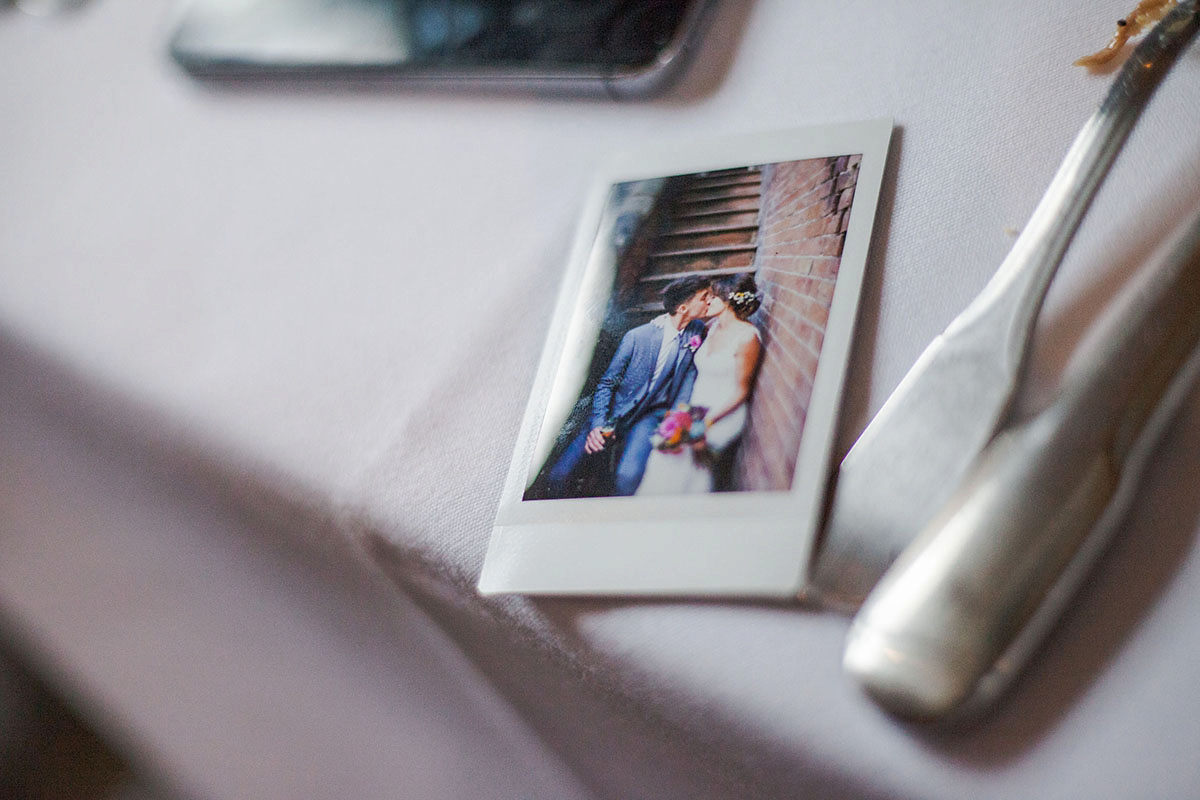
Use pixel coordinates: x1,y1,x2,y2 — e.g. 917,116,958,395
1075,0,1178,66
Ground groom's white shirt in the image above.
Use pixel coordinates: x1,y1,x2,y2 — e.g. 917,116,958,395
649,314,680,386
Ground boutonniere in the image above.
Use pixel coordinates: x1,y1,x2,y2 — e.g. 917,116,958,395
686,334,703,352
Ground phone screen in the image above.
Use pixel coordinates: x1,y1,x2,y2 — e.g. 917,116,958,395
171,0,712,95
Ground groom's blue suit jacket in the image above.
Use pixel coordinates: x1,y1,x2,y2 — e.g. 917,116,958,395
590,318,704,431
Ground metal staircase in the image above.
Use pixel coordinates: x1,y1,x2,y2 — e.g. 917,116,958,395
628,166,763,316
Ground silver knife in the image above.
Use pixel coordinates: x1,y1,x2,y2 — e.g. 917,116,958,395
812,0,1200,609
845,202,1200,720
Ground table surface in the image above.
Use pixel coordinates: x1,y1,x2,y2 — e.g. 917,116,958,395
4,2,1200,798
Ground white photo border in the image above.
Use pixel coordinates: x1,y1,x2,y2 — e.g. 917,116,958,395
479,119,893,597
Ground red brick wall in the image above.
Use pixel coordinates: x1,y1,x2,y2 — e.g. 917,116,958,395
735,155,860,491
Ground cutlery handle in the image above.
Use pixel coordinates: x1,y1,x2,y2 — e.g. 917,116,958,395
813,0,1200,607
961,0,1200,347
843,209,1200,720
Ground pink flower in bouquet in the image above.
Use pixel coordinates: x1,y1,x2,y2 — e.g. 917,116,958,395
651,405,709,452
662,414,687,446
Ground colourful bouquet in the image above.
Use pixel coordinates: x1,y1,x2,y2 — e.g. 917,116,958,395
649,404,709,452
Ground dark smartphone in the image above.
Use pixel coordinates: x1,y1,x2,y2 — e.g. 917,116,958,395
169,0,717,98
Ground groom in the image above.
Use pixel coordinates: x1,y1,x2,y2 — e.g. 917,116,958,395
545,275,712,497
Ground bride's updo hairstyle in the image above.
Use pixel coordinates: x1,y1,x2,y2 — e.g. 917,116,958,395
712,274,762,320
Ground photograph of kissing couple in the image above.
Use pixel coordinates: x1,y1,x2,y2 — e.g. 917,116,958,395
524,156,863,501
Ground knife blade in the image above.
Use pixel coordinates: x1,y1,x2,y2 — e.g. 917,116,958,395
844,203,1200,720
811,0,1200,608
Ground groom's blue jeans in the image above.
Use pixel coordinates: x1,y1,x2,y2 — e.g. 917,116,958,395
544,426,595,497
613,413,662,496
545,411,662,497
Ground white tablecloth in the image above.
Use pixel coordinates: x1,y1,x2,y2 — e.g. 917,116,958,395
3,1,1200,797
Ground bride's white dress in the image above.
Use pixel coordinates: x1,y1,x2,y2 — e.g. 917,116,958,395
635,331,752,496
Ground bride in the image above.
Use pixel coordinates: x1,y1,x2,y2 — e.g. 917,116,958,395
636,274,763,495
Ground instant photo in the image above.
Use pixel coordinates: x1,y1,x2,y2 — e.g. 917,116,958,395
480,121,892,597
